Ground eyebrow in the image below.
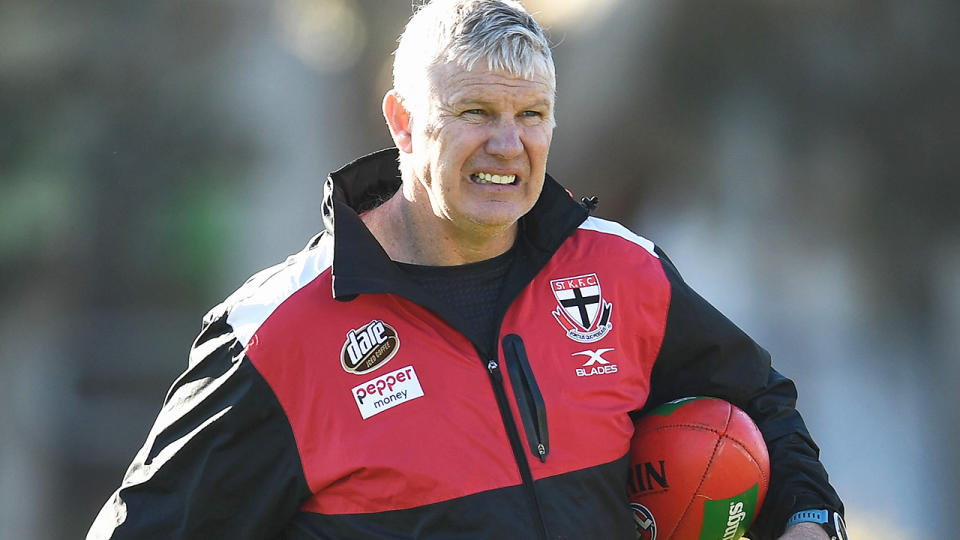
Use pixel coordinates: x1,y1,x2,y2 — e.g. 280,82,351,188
522,99,553,109
451,97,553,110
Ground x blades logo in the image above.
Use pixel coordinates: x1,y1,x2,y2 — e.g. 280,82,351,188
573,348,614,366
550,273,613,343
572,348,618,377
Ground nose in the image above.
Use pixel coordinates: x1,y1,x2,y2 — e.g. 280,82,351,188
485,119,523,159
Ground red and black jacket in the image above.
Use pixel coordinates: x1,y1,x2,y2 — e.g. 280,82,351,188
89,149,843,539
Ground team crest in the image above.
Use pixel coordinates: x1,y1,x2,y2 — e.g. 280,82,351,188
630,502,657,540
550,273,613,343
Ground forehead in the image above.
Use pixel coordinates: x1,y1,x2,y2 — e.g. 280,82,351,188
426,62,554,108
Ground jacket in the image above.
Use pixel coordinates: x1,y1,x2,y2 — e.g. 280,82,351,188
88,148,843,539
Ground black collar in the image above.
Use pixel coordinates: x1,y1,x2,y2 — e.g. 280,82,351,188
322,148,589,349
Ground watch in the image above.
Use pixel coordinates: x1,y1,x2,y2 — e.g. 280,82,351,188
786,509,848,540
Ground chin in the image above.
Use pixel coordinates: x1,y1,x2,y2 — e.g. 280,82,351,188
466,208,528,231
453,196,536,229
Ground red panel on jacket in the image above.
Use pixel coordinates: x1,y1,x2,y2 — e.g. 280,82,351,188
246,226,671,514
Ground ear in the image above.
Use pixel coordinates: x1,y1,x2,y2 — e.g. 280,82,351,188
383,89,413,154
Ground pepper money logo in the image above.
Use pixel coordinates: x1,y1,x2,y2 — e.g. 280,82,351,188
352,365,424,419
341,320,400,375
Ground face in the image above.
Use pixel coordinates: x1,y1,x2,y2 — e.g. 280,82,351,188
395,61,555,238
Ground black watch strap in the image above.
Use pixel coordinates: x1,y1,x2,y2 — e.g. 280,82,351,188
786,509,848,539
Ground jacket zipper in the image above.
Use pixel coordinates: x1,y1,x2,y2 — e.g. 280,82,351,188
485,356,550,540
501,334,549,463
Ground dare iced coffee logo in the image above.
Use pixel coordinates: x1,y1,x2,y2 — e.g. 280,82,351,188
341,320,400,375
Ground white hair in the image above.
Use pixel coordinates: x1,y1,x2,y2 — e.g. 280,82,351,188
392,0,556,115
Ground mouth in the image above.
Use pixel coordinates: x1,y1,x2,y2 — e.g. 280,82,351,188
470,171,518,185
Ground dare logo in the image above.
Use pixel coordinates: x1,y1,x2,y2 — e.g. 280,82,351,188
341,320,400,375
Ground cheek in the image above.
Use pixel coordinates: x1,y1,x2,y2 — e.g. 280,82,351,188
526,128,552,158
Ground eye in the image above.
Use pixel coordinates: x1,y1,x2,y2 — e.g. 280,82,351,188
462,108,485,116
519,110,549,123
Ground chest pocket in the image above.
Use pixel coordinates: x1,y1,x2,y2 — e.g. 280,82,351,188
502,334,549,463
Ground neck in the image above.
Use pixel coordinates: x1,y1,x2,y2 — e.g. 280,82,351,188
361,191,517,266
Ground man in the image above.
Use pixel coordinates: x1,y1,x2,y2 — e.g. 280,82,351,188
89,1,845,538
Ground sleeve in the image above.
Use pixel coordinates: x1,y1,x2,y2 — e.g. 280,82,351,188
86,305,312,540
645,246,844,540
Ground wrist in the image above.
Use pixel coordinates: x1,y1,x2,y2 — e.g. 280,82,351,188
785,509,848,540
781,522,830,539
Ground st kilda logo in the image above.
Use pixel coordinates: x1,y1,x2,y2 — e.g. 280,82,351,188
341,320,400,375
550,273,613,343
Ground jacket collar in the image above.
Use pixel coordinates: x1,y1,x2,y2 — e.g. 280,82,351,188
322,148,589,303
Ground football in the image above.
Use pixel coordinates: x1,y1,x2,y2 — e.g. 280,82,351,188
628,397,769,540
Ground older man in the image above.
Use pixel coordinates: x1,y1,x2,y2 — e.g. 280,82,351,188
88,1,845,539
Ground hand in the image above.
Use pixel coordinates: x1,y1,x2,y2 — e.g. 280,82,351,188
776,522,830,539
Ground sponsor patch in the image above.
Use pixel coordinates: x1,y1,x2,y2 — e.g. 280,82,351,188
341,320,400,375
572,348,618,377
550,273,613,343
352,365,424,419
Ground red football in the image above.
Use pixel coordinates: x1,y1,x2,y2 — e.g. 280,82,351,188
628,397,770,540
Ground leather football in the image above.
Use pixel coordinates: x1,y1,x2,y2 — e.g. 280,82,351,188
628,397,770,540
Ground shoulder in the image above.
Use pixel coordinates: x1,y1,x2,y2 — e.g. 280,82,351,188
548,216,669,296
569,216,660,259
203,232,335,349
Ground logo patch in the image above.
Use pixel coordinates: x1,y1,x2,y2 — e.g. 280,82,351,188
352,365,424,419
630,502,657,540
341,320,400,375
551,273,613,343
572,348,618,377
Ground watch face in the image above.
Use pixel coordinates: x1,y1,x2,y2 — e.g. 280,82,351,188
833,512,849,540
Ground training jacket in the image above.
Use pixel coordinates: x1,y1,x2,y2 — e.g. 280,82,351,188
88,148,843,540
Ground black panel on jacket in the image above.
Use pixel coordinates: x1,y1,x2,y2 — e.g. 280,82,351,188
87,311,311,539
281,456,635,540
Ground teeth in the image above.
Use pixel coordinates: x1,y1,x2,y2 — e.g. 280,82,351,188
473,172,516,185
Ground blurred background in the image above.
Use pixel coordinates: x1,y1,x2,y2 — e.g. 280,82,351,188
1,0,955,537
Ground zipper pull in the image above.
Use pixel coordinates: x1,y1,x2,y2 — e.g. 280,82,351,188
536,443,547,463
487,359,503,382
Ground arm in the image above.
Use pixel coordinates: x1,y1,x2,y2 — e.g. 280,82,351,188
645,247,844,540
87,305,311,539
780,523,830,540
